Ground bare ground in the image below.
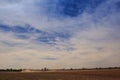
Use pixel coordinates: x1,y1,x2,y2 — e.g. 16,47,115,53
0,69,120,80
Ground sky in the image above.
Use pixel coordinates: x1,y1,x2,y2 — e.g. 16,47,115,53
0,0,120,69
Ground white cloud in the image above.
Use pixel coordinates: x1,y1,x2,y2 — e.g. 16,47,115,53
0,0,120,69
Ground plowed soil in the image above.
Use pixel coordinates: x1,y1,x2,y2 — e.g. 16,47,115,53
0,69,120,80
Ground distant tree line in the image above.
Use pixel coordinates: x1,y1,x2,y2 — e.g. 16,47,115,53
0,67,120,72
69,67,120,70
0,68,22,72
41,67,49,71
61,67,120,71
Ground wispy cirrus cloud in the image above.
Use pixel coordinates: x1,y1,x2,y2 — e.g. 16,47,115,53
0,0,120,69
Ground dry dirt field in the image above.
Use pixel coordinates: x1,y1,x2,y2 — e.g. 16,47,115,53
0,69,120,80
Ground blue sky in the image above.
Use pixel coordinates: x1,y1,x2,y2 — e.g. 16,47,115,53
0,0,120,69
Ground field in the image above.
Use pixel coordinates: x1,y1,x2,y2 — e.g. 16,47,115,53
0,69,120,80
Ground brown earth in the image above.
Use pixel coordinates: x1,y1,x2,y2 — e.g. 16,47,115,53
0,69,120,80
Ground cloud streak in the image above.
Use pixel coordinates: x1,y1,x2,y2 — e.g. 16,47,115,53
0,0,120,69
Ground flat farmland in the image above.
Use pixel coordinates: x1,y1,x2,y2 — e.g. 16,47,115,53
0,69,120,80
